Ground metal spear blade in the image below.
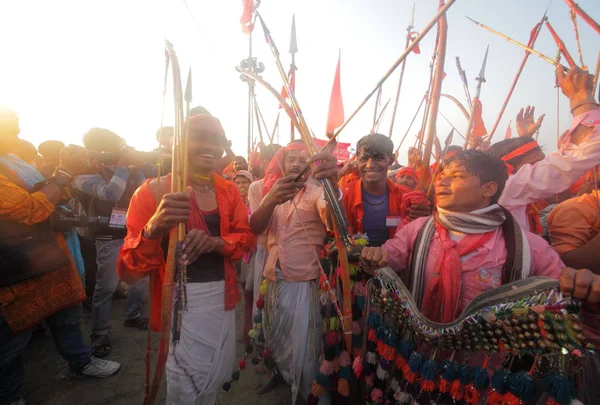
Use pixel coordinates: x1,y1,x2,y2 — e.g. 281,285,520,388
478,45,489,83
184,68,192,104
289,14,298,55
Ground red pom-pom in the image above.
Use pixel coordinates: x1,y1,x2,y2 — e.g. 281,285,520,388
370,388,383,403
326,330,340,346
238,360,246,370
352,356,363,378
256,298,264,309
262,349,271,360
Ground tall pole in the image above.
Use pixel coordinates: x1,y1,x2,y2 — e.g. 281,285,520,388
289,14,298,142
455,56,472,109
463,46,489,150
239,29,265,156
418,0,448,190
389,3,415,138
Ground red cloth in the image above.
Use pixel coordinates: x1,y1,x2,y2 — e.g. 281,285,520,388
262,142,307,195
240,0,254,35
341,177,406,239
526,201,546,236
396,167,418,184
117,174,256,332
500,141,539,174
471,98,488,138
326,54,344,133
409,32,421,54
422,223,494,323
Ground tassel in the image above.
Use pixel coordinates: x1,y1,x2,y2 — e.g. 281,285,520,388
365,373,374,387
509,371,536,403
339,351,351,367
370,388,384,403
326,330,340,347
395,353,407,369
420,359,437,392
491,369,511,395
368,329,377,342
465,366,490,405
311,381,325,397
397,339,414,359
439,361,458,393
352,320,361,335
376,364,388,380
543,374,577,405
366,351,377,365
306,393,320,405
488,390,505,405
320,361,334,376
337,377,350,396
450,364,470,401
353,356,363,378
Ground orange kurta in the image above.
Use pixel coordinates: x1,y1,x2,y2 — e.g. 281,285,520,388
0,174,86,332
117,174,256,332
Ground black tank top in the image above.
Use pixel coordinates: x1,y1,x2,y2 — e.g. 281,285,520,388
186,209,225,283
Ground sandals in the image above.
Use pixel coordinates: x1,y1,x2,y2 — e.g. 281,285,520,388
91,334,113,358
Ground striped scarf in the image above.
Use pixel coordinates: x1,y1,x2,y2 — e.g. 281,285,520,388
408,204,531,322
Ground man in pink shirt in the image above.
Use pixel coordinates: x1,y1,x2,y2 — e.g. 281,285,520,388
492,65,600,232
250,140,339,404
360,149,600,321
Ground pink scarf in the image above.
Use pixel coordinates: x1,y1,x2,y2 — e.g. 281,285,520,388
421,222,494,323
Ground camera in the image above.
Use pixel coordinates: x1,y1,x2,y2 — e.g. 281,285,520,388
51,208,110,233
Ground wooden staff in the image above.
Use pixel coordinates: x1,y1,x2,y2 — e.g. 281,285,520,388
564,0,600,36
593,51,600,94
418,0,448,191
394,93,426,155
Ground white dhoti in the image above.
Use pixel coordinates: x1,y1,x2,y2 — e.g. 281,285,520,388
166,281,235,405
264,269,326,404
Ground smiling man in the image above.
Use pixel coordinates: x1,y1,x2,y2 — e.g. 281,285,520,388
118,114,255,405
361,150,575,322
341,134,420,247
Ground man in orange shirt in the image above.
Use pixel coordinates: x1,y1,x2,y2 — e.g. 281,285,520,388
118,114,255,405
250,141,339,404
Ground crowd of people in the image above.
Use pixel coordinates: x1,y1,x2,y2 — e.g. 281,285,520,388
1,64,600,405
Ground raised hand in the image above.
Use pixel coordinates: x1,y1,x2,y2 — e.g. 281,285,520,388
516,106,545,138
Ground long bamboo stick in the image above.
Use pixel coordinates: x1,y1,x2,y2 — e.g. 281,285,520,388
418,0,448,190
564,0,600,35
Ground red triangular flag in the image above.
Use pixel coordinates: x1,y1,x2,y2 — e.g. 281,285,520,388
240,0,254,35
471,98,488,138
409,32,421,54
504,120,512,139
326,53,344,134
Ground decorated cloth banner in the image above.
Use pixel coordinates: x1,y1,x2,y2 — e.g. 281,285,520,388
312,137,351,162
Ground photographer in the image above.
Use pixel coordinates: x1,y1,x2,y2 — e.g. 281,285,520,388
73,128,147,358
0,108,120,405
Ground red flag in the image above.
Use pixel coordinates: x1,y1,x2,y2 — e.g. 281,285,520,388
409,32,421,54
240,0,254,35
471,98,488,138
504,120,512,139
312,138,350,161
326,53,344,134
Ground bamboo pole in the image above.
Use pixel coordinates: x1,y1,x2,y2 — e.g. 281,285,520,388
418,0,448,190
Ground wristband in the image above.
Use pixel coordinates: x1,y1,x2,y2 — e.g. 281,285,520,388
570,102,600,114
53,169,74,182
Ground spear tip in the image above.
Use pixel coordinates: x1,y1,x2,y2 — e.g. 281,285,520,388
465,15,480,25
479,45,490,81
184,67,192,103
289,14,298,54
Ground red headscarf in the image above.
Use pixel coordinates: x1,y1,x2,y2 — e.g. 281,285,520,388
500,141,539,174
262,142,307,195
395,166,418,184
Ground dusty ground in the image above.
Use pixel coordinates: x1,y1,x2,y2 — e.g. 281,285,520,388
22,292,292,405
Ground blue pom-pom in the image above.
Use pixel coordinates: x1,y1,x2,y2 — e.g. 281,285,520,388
367,312,382,329
339,366,352,380
408,352,423,372
316,372,331,388
509,371,535,401
253,314,262,323
352,334,362,348
543,374,577,405
491,369,510,395
356,296,365,310
441,361,458,382
470,366,490,390
376,326,386,341
458,364,470,384
397,340,414,359
421,359,437,381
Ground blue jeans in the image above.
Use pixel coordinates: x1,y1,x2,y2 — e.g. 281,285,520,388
0,304,92,405
92,238,148,336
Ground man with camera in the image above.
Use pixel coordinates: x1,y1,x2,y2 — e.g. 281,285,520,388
0,107,120,405
73,128,148,359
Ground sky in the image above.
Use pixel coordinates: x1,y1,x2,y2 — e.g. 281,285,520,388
0,0,598,165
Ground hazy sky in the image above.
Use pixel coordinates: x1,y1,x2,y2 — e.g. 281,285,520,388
1,0,598,164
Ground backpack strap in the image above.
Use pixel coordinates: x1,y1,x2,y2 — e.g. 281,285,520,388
406,216,436,305
500,206,528,284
